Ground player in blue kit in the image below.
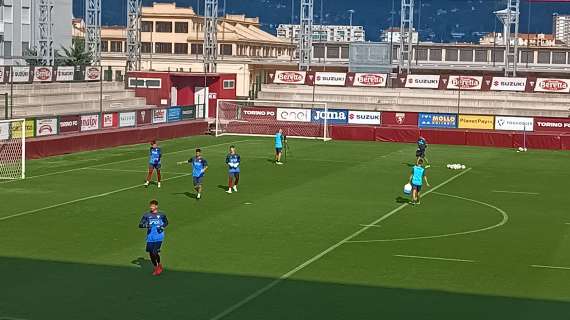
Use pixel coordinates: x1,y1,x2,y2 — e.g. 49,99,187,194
275,129,285,165
409,159,430,205
144,141,162,188
416,136,429,167
226,145,241,194
139,199,168,276
178,148,208,199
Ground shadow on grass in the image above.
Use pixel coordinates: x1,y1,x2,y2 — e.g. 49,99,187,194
217,184,228,191
1,256,569,320
396,196,411,204
172,192,196,199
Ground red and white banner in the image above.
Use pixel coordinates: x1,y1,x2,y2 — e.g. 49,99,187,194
152,109,167,124
102,113,118,129
405,74,440,89
314,72,347,86
33,66,53,82
56,66,75,82
534,117,570,132
495,116,534,131
490,77,527,92
273,71,306,84
352,73,387,87
447,76,483,90
276,108,311,122
59,115,80,134
137,109,152,125
35,118,58,136
348,111,381,125
534,78,570,93
381,111,419,127
80,114,100,131
85,66,101,81
240,107,277,120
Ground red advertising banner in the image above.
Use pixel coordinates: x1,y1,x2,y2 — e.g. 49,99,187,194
381,111,419,127
534,78,570,93
137,109,152,125
33,66,53,82
534,117,570,133
240,107,277,121
102,113,118,129
272,71,306,84
85,66,101,81
59,115,80,133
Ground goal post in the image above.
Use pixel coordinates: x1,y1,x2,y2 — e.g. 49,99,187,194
0,118,26,180
215,99,330,141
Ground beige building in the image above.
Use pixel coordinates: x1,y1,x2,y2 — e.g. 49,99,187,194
479,32,556,47
73,2,295,97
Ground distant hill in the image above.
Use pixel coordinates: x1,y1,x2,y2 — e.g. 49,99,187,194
73,0,570,42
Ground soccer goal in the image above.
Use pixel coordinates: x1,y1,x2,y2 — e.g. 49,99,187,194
215,99,330,141
0,119,26,180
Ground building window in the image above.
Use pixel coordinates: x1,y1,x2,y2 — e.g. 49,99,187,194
415,48,428,61
429,49,442,61
340,46,349,59
474,49,487,62
22,42,30,52
4,41,12,56
220,44,233,55
141,42,152,53
552,51,566,64
110,41,123,52
223,80,235,89
156,22,172,33
314,45,325,59
191,43,203,54
175,22,188,33
459,49,473,62
445,49,458,61
174,43,188,54
21,6,31,24
3,5,13,23
101,41,109,52
155,42,172,54
327,46,340,59
141,21,153,32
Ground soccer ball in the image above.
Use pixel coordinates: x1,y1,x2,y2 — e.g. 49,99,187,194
403,183,412,195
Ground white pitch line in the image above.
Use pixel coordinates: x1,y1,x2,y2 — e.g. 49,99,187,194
492,190,540,195
394,254,475,263
531,265,570,271
86,167,189,175
0,139,251,185
208,168,472,320
0,173,192,222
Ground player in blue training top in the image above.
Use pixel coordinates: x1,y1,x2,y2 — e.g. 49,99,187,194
409,158,430,205
416,136,429,167
274,129,285,165
138,199,169,276
178,148,208,199
144,141,162,188
226,145,241,194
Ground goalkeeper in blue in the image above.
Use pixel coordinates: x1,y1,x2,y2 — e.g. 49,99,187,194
138,199,169,276
226,145,241,194
144,141,162,188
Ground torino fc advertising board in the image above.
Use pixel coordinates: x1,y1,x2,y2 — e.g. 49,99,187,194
534,117,570,133
534,78,570,93
276,108,311,122
273,71,306,84
314,72,347,86
495,116,534,131
36,118,58,136
447,76,483,90
405,75,440,89
348,111,381,125
240,107,277,121
352,73,387,87
418,113,458,129
59,115,80,133
311,109,349,124
490,77,527,92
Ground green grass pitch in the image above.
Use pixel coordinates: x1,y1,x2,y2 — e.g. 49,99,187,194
1,135,569,319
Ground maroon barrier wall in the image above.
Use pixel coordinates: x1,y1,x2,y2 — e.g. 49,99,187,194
26,121,208,159
330,125,375,141
375,127,420,143
513,133,562,150
465,131,514,148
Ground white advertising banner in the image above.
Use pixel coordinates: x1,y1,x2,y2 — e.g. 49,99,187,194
276,108,311,122
80,114,100,131
352,73,387,87
314,72,347,86
119,112,136,127
0,122,10,140
534,78,570,93
152,109,167,124
56,66,75,82
490,77,527,92
85,66,101,81
273,71,306,84
35,118,58,136
495,116,534,131
447,76,483,90
11,67,31,83
33,66,53,82
405,74,440,89
348,111,381,125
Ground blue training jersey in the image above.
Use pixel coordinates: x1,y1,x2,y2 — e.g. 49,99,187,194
417,138,427,151
275,133,283,148
411,165,425,186
226,153,241,173
139,212,168,243
189,157,208,177
149,147,162,164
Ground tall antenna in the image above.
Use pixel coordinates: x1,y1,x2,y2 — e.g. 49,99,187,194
399,0,414,74
127,0,142,71
204,0,218,73
299,0,314,71
38,0,55,66
85,0,102,65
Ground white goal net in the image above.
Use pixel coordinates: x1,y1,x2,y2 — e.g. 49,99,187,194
215,100,330,140
0,119,26,180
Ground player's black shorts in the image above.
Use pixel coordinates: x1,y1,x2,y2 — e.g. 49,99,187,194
276,147,283,154
146,241,162,254
149,163,161,170
416,149,425,158
193,176,204,186
412,183,422,192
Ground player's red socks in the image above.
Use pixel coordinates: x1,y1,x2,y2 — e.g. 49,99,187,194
157,170,161,182
228,177,233,188
146,168,153,181
234,174,240,186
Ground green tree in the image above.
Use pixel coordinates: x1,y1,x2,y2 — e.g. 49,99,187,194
23,47,64,66
61,39,93,66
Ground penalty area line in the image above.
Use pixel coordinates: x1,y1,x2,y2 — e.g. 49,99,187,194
208,168,472,320
531,265,570,271
394,254,475,263
492,190,540,195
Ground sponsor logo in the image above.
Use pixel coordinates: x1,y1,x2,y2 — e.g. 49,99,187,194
103,113,116,128
38,125,53,134
35,67,52,81
153,109,167,123
85,67,100,81
495,116,534,131
450,76,481,89
490,77,527,91
36,118,58,136
348,111,381,125
405,75,440,89
311,109,349,124
119,112,136,127
396,113,406,124
419,113,458,128
538,79,567,91
56,67,75,82
243,110,275,116
60,120,78,128
356,74,384,86
458,115,494,130
277,71,304,83
276,108,311,122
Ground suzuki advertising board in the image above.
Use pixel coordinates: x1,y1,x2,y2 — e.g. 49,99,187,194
405,75,440,89
80,114,100,131
273,71,306,84
56,66,75,82
314,72,347,86
534,117,570,133
348,111,381,125
490,77,527,92
352,73,387,87
167,107,182,122
458,115,495,130
276,108,311,122
152,109,167,124
418,113,458,129
11,66,31,83
447,76,483,90
119,112,136,127
59,115,80,133
534,78,570,93
311,109,349,124
36,118,58,136
495,116,534,131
